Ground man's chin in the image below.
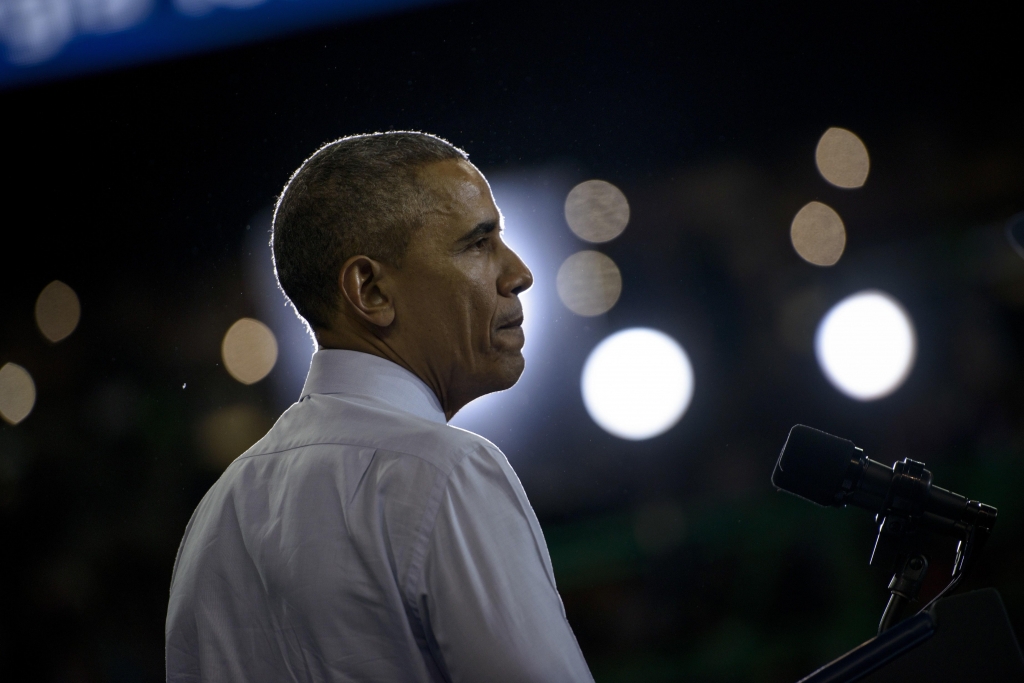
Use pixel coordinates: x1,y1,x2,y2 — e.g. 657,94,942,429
449,353,525,419
479,351,526,394
497,352,526,389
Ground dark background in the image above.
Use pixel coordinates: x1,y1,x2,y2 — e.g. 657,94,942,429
2,2,1023,681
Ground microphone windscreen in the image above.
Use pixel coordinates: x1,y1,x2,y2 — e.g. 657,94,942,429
772,424,856,506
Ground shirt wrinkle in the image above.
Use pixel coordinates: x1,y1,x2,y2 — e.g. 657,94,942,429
401,451,465,613
345,449,377,508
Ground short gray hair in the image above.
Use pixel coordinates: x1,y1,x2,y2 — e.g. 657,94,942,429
271,131,468,330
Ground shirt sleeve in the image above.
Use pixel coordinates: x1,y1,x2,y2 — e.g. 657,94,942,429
418,445,594,683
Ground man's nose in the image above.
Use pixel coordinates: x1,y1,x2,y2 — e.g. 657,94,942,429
499,247,533,297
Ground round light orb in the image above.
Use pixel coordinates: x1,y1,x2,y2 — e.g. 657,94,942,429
581,328,694,440
222,318,278,385
815,291,916,401
633,499,686,554
556,250,623,316
198,403,273,469
0,362,36,425
791,201,846,266
564,179,630,243
816,127,870,189
35,280,81,343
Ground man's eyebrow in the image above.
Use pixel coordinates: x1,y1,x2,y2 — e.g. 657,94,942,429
456,220,500,244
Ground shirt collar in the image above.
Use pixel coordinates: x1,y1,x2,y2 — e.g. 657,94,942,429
299,349,447,424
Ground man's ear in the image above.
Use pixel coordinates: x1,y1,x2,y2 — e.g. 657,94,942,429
338,255,396,328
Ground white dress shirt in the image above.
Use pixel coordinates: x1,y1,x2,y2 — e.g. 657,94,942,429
165,349,593,683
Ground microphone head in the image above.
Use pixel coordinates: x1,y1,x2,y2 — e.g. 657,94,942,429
772,424,857,507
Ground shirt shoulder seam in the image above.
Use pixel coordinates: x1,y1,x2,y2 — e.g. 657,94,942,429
234,437,477,475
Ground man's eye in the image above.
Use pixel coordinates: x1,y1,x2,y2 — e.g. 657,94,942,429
472,237,489,249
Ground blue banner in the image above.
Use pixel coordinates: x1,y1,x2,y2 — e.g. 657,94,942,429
0,0,445,89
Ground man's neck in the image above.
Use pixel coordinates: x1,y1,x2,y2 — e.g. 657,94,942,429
315,327,459,420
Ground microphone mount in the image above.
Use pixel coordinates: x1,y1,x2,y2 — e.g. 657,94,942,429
772,425,997,634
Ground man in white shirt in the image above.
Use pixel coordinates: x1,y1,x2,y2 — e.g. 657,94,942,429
165,132,594,682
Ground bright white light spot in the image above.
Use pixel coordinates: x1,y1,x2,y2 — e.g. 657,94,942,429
0,362,36,425
815,291,916,400
222,318,278,385
35,280,81,343
581,328,694,440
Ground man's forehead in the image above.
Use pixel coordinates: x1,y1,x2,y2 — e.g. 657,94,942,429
418,159,500,225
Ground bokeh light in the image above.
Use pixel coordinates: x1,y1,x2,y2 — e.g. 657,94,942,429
221,318,278,384
790,201,846,266
35,280,81,343
197,403,274,469
581,328,694,440
815,127,870,189
815,290,916,401
0,362,37,425
556,250,623,316
564,179,630,243
633,499,687,554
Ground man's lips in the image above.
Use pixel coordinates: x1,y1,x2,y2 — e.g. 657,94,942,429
496,314,524,330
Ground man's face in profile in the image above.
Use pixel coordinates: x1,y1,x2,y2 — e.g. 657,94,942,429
390,159,533,414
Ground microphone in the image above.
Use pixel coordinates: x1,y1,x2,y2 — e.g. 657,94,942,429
772,424,998,633
772,425,996,541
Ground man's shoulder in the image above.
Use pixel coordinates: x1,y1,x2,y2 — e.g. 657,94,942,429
241,393,500,477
